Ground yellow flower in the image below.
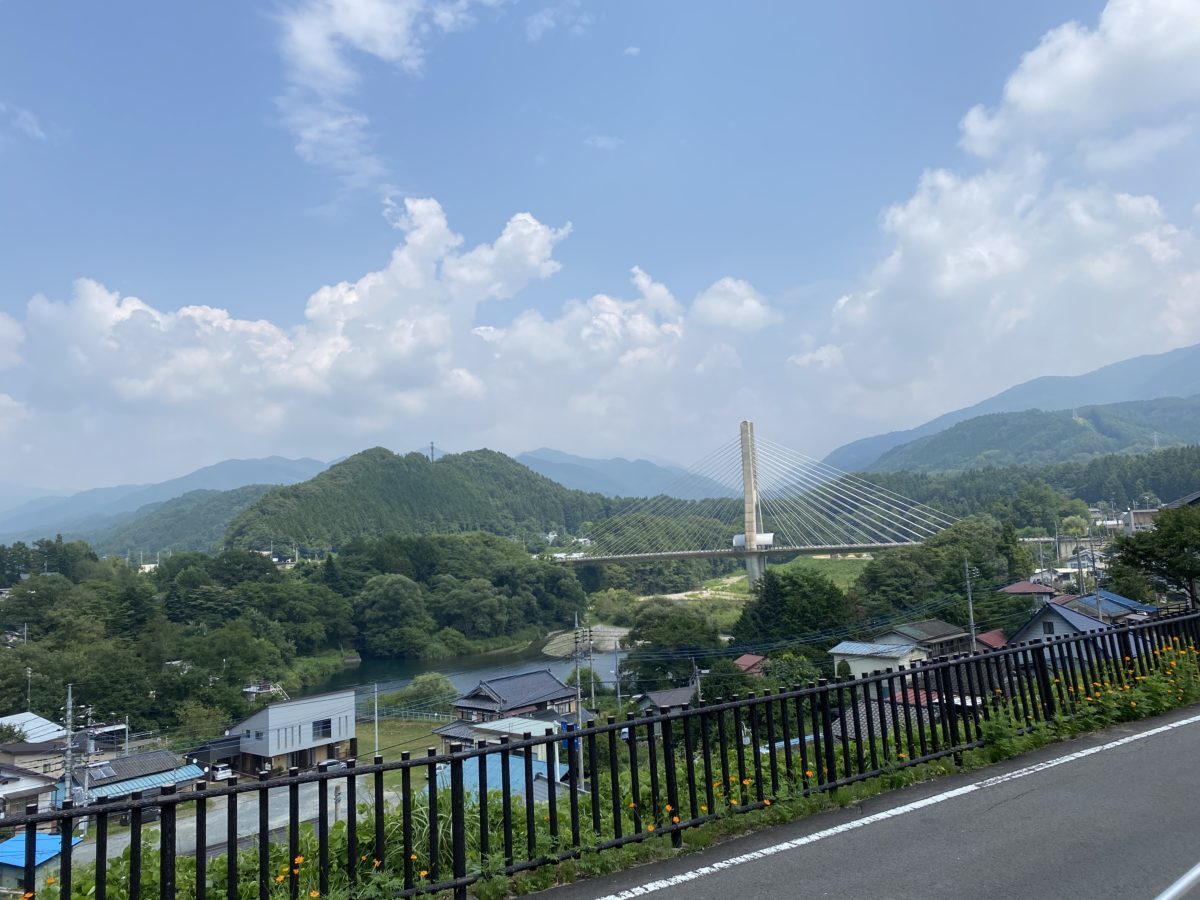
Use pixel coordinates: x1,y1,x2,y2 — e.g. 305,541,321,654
700,804,708,812
292,868,299,875
420,870,429,878
742,778,751,785
373,859,381,868
1131,701,1137,707
898,752,907,759
276,875,286,884
295,855,305,864
805,770,814,778
47,877,56,885
361,854,368,861
310,892,320,898
647,824,655,831
763,799,771,806
628,801,636,809
672,815,680,823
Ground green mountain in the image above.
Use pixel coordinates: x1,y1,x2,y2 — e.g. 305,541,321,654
825,342,1200,471
80,485,277,556
868,395,1200,473
223,447,620,550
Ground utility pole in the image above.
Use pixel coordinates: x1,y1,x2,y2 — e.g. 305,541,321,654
964,558,977,647
124,715,130,756
613,646,621,711
587,626,596,711
573,613,584,783
373,684,380,757
692,658,703,703
24,667,31,710
63,684,74,795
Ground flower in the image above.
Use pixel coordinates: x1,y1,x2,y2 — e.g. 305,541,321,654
672,815,680,823
665,804,672,812
700,804,708,812
1131,701,1137,707
898,752,907,759
295,855,305,864
742,778,751,785
763,799,771,806
276,875,286,884
292,869,299,875
410,853,418,860
647,824,655,831
47,878,56,885
310,892,321,898
804,770,814,778
361,854,368,861
420,870,429,878
373,859,381,868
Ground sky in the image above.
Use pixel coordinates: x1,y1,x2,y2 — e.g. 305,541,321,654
2,0,1199,491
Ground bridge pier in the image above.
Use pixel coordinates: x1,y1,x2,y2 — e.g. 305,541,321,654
744,551,767,588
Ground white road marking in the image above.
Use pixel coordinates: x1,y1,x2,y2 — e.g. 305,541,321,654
595,712,1200,899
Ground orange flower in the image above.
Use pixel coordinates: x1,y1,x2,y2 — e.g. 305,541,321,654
373,859,381,868
647,824,655,832
764,799,771,806
628,801,636,809
420,870,429,878
665,804,672,812
672,815,680,824
276,875,286,883
310,892,320,898
410,853,418,860
294,855,305,864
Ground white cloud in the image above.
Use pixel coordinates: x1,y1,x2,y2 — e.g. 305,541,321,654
960,0,1200,157
277,0,495,189
623,45,640,56
788,344,843,370
524,1,591,41
1078,120,1193,171
0,102,46,143
0,314,24,369
690,278,781,331
583,134,622,151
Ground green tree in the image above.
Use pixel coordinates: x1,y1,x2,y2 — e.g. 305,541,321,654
353,574,437,659
380,673,457,713
732,568,850,658
1111,506,1200,607
174,701,231,746
624,602,720,691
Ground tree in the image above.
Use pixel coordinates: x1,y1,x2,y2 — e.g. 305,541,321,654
353,575,437,659
0,723,25,743
623,602,721,691
174,701,231,746
1111,506,1200,607
380,673,457,714
732,569,851,659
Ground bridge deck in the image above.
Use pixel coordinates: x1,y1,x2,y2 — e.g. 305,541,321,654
559,542,913,565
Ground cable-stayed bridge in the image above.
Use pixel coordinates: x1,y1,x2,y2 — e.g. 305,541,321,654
562,421,956,583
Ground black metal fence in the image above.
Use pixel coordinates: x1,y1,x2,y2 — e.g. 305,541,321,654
10,610,1200,899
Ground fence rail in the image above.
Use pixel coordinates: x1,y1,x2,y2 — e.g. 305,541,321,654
8,611,1200,899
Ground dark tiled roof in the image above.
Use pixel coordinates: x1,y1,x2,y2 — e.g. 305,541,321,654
83,750,179,788
1166,490,1200,508
877,619,966,643
433,721,480,742
831,694,934,743
635,687,696,710
459,670,574,712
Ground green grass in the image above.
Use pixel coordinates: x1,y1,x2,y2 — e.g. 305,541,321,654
776,554,871,589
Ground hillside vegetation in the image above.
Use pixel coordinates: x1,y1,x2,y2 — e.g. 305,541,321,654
869,395,1200,472
224,447,621,550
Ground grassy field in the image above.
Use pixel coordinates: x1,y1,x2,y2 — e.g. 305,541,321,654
776,554,871,588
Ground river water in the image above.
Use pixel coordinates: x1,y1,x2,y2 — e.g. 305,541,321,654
303,640,626,702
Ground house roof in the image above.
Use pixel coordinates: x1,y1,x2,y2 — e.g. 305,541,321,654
875,619,966,643
1000,581,1057,595
0,833,81,869
80,750,179,788
830,641,921,659
0,739,66,755
85,765,206,799
733,653,766,673
1079,590,1158,614
1165,490,1200,508
635,687,696,709
1012,604,1107,643
975,629,1007,650
432,720,480,743
0,712,66,743
459,670,574,712
0,763,53,785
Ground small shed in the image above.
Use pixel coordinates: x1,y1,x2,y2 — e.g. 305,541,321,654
0,832,81,890
829,641,926,680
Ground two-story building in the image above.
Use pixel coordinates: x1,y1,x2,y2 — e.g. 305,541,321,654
873,618,973,658
229,690,356,773
434,671,575,752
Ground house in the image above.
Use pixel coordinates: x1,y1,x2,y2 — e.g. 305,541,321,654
434,671,575,754
1121,508,1159,535
633,686,697,714
432,715,562,757
975,629,1007,651
1165,490,1200,509
0,833,81,891
0,712,66,744
1008,603,1108,647
57,749,203,806
1053,590,1159,625
829,641,927,680
0,739,74,778
447,670,576,724
229,690,355,773
0,763,55,819
999,581,1058,600
732,653,767,676
873,619,972,657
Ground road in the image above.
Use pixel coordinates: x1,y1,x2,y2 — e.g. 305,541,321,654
70,774,404,866
542,704,1200,900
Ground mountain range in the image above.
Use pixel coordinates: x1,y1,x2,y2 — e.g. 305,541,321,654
0,456,328,544
515,448,732,499
824,341,1200,471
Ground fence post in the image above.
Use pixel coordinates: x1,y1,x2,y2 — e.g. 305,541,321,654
160,784,177,900
1032,643,1056,721
936,664,962,766
449,743,467,900
660,710,682,849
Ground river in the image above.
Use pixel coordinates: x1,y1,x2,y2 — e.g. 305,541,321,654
303,638,627,702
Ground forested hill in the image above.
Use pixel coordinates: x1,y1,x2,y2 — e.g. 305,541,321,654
223,447,621,550
868,395,1200,473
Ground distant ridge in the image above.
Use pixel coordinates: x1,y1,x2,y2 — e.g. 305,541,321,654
824,342,1200,471
867,395,1200,472
516,448,732,499
0,456,328,541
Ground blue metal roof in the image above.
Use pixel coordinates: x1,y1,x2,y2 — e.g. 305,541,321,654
830,641,920,658
55,764,206,806
1078,590,1158,614
0,833,81,868
1049,604,1108,632
435,751,568,797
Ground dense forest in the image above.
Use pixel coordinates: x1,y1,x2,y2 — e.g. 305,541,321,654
224,448,624,552
0,532,586,737
869,395,1200,472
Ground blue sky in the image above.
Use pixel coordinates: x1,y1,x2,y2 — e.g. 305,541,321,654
2,0,1199,490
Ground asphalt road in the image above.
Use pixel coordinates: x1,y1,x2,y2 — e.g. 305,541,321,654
541,705,1200,900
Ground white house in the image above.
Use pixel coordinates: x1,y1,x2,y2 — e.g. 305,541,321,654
229,690,356,773
829,641,928,680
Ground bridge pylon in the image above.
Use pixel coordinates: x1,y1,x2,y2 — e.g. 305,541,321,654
739,420,769,587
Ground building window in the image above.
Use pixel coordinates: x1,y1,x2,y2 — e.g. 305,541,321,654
255,731,264,741
1042,621,1054,635
312,719,332,740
